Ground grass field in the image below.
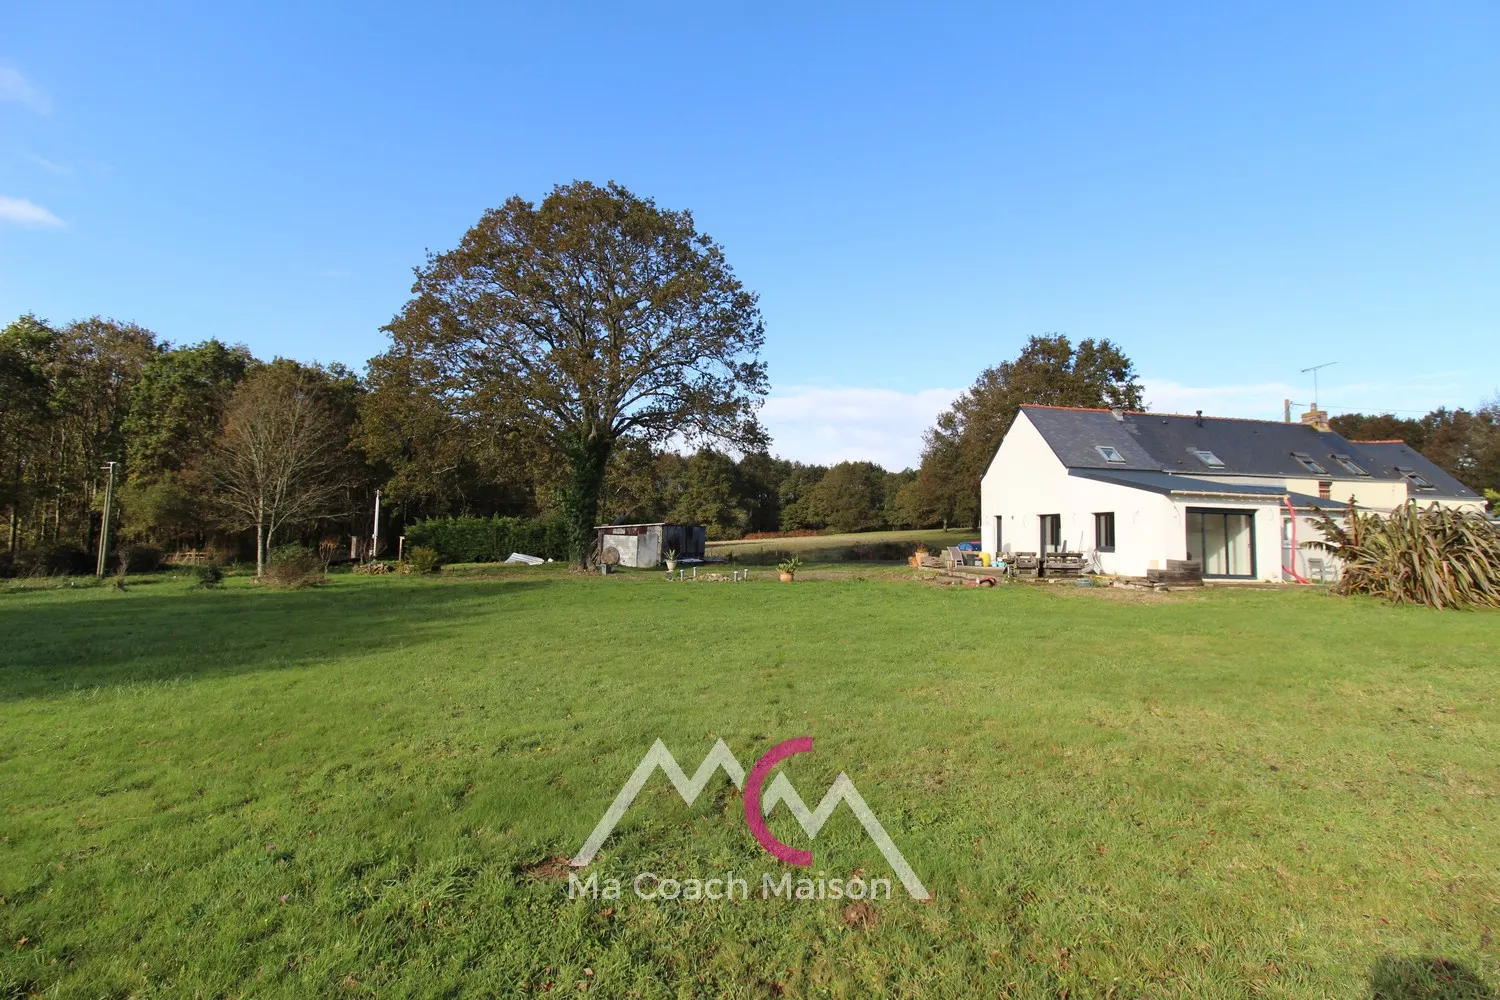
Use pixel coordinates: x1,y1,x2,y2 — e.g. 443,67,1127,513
2,567,1499,997
707,528,976,565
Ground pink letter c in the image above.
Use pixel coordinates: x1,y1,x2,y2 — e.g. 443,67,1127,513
743,737,814,867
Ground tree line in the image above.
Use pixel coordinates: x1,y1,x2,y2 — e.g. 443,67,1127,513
4,181,1494,575
0,306,939,572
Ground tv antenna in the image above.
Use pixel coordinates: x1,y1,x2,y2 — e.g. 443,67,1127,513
1299,361,1337,409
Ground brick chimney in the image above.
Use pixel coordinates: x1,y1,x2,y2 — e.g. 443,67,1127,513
1301,406,1331,432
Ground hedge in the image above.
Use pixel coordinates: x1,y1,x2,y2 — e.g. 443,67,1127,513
404,515,570,564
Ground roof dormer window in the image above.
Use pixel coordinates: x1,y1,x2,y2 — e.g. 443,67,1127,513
1095,445,1126,464
1291,451,1328,475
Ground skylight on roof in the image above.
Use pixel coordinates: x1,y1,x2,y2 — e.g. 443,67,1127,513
1332,453,1369,476
1396,466,1436,491
1291,451,1328,475
1095,445,1126,464
1190,448,1225,469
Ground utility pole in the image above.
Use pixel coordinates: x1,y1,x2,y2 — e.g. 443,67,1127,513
370,489,381,561
1283,398,1291,423
95,461,117,577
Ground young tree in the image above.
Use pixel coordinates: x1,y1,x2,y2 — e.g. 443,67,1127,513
375,181,768,565
210,363,358,576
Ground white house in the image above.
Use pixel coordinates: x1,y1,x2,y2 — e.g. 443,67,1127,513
979,405,1486,582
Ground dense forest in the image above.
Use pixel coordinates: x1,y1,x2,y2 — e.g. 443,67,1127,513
2,313,1495,576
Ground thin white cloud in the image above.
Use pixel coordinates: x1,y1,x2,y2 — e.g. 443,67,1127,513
0,64,50,113
0,196,65,228
26,153,71,174
761,385,960,469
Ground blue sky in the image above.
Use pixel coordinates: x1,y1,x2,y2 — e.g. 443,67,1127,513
3,2,1497,468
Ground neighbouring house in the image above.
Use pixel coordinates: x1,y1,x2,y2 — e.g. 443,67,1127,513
594,522,707,568
980,404,1485,582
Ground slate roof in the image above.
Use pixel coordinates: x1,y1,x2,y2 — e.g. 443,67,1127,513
1020,405,1477,501
1346,441,1481,501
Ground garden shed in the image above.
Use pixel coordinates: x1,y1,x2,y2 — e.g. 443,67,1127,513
594,523,706,568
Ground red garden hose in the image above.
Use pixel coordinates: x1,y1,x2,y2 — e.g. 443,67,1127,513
1282,495,1311,584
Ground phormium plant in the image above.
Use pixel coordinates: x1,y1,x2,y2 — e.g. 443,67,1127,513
1307,501,1500,610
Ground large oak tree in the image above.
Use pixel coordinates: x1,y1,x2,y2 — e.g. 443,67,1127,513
376,181,768,563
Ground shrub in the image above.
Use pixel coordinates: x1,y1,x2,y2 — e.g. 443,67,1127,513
263,545,325,589
192,564,224,588
1308,502,1500,609
404,546,441,575
4,546,92,577
405,515,569,564
121,544,164,573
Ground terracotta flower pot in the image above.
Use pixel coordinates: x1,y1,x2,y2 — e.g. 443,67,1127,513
779,572,795,583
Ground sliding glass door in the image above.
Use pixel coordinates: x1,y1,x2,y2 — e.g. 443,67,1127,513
1185,509,1255,578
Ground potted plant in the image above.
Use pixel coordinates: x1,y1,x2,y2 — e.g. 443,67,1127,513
664,549,678,573
777,556,802,582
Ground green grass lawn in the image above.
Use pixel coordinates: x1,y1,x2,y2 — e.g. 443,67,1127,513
2,568,1498,998
707,528,975,565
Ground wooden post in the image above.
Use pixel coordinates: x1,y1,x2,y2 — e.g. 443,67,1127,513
371,489,381,560
95,461,116,577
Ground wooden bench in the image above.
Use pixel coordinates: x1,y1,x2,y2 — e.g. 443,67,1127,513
1010,551,1040,577
1043,552,1085,578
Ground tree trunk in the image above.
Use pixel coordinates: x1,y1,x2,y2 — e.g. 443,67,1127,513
255,501,265,578
558,435,612,568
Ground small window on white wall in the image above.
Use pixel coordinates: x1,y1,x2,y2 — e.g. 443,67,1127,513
1094,512,1116,551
